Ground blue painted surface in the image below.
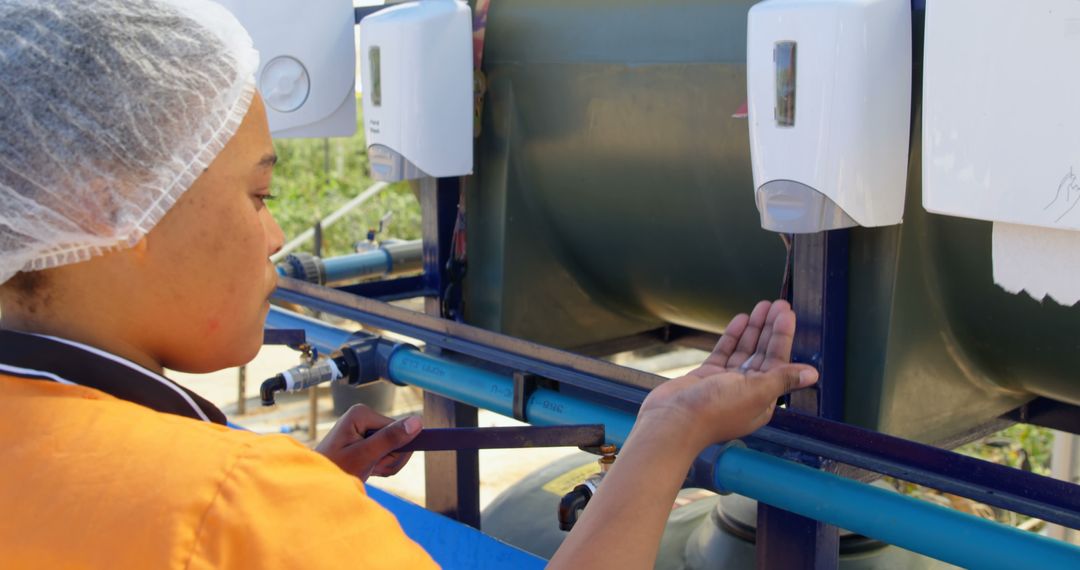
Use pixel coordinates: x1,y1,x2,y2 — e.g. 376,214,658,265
388,348,637,446
717,447,1080,570
366,485,546,568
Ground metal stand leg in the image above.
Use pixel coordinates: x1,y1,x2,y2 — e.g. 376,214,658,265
237,365,247,416
423,385,481,527
756,230,849,569
419,176,482,528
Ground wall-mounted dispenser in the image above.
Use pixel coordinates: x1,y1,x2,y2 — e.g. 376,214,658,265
922,0,1080,305
215,0,357,139
359,0,473,181
747,0,911,233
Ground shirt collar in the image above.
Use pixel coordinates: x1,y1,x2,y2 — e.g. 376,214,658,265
0,329,226,425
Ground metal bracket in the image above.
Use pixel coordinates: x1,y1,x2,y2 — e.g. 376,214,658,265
512,371,538,422
263,328,306,348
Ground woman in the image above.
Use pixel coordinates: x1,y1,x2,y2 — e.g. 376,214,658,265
0,1,818,568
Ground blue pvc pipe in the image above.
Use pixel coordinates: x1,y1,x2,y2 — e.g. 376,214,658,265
387,348,636,447
323,250,392,283
265,306,352,355
716,447,1080,570
260,313,1080,567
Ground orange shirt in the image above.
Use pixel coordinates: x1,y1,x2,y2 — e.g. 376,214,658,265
0,374,439,569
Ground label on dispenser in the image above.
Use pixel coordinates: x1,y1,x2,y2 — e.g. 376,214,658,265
774,41,796,127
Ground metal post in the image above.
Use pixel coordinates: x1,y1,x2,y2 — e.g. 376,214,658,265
237,365,247,416
310,221,324,442
419,176,481,528
756,229,848,569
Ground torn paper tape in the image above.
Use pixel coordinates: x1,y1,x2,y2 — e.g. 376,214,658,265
992,222,1080,306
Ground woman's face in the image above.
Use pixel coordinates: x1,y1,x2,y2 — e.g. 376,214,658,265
142,94,285,372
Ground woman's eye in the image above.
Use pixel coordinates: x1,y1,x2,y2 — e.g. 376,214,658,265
253,193,277,207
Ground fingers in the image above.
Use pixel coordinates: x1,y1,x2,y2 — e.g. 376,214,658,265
750,364,818,404
361,415,423,460
760,303,797,371
700,312,750,371
728,300,772,369
341,404,393,438
373,450,414,477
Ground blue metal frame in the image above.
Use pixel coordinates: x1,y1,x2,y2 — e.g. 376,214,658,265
263,305,1080,567
268,286,1080,531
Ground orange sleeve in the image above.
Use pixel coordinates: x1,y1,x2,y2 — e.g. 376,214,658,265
185,435,439,570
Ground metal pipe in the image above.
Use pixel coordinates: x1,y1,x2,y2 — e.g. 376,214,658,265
715,447,1080,569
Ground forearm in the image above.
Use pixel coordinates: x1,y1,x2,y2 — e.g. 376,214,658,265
548,418,702,570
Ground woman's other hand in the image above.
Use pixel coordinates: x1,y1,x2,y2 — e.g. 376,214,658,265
315,405,422,482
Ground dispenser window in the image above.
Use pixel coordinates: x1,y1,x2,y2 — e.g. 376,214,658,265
369,46,382,107
774,41,796,127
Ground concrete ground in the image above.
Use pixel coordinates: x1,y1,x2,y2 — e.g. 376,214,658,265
167,343,704,510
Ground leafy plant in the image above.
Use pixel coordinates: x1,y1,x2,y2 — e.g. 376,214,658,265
268,99,421,258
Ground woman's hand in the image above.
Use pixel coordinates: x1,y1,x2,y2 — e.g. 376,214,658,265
550,299,819,570
637,299,818,452
315,405,422,482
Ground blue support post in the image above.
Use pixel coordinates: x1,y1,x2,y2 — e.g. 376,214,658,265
757,229,849,569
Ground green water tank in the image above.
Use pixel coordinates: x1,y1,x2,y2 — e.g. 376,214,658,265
462,0,1080,444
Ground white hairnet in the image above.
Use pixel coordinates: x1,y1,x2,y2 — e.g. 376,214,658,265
0,0,260,284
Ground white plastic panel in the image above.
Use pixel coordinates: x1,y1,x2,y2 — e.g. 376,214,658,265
747,0,912,230
923,0,1080,229
215,0,357,139
359,0,472,180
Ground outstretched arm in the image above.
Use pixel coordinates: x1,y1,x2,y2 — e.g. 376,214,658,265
549,300,818,570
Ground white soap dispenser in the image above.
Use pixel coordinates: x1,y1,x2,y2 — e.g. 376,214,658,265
747,0,912,233
359,0,473,181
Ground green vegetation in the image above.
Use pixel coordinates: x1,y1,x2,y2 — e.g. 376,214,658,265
893,424,1054,528
267,101,421,258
